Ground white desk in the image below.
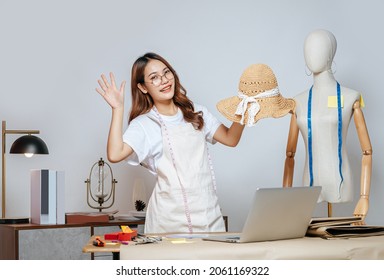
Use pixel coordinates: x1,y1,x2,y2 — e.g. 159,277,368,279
120,234,384,260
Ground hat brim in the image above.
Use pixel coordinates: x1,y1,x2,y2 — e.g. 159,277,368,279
216,95,296,124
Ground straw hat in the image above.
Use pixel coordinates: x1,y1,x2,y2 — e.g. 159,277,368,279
216,64,295,126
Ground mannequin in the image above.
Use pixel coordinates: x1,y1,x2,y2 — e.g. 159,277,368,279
283,29,372,220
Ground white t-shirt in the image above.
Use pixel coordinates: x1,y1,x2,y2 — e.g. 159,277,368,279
123,103,221,175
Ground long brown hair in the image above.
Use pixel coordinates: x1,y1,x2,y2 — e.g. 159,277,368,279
129,52,204,130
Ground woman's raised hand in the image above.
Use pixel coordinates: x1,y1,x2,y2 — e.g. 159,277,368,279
96,72,126,109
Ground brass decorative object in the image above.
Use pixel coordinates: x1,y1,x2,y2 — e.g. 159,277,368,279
85,158,117,211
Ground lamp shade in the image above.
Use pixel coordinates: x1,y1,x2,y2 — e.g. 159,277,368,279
9,135,49,155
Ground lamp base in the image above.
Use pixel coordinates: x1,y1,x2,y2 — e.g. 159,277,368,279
0,217,30,224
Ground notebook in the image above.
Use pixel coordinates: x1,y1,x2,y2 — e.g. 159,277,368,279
203,186,321,243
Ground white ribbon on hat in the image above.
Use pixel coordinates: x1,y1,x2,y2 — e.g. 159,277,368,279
235,87,280,126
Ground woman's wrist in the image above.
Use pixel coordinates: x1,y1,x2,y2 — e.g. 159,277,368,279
112,105,124,112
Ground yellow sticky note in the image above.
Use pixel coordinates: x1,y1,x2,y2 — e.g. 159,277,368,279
169,238,195,244
120,225,133,233
328,95,344,108
360,94,365,108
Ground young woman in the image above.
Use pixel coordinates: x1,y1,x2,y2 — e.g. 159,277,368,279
96,52,244,234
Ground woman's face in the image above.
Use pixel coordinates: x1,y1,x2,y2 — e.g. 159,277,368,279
138,59,175,104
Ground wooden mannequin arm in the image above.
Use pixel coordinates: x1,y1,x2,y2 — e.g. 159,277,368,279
283,113,299,187
352,100,373,221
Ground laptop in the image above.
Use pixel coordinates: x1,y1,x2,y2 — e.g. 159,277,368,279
203,186,321,243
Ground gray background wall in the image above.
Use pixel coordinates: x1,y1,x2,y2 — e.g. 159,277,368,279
1,0,383,231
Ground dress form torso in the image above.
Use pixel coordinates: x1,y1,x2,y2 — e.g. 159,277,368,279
294,80,360,202
283,29,372,220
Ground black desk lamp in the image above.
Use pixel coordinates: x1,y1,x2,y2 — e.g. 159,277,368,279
1,120,49,224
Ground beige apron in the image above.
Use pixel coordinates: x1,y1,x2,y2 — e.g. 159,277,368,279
144,111,225,234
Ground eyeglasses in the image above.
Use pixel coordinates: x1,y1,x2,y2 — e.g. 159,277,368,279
145,69,174,86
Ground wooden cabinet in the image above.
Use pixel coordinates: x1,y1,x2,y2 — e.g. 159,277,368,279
0,220,144,260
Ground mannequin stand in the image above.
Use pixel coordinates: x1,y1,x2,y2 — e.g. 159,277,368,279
328,203,332,217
